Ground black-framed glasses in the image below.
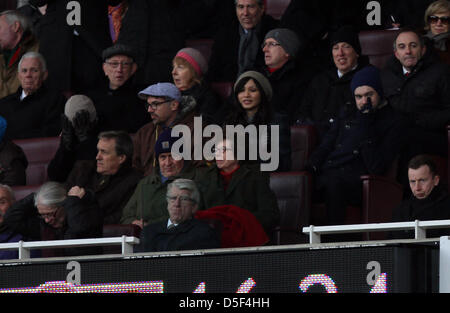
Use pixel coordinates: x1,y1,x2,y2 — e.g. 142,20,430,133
428,15,450,24
261,41,282,49
104,61,133,68
144,99,172,110
39,208,59,221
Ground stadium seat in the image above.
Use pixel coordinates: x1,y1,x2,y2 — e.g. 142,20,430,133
11,184,40,201
269,171,311,245
12,137,60,186
358,29,400,69
290,124,318,171
265,0,291,19
185,39,214,62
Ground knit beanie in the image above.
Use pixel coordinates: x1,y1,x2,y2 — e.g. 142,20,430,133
329,25,362,55
175,47,208,77
154,128,182,159
350,66,384,99
234,70,273,101
264,28,301,57
64,95,97,123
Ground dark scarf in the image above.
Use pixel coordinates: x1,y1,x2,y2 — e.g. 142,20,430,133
238,24,261,76
424,31,450,51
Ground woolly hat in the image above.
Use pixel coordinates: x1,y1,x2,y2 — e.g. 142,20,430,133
350,66,384,99
264,28,301,57
154,128,182,158
234,70,273,101
175,47,208,77
138,82,181,102
329,25,362,55
102,44,136,61
64,95,97,123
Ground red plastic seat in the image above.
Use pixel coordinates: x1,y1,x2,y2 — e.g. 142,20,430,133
358,29,400,69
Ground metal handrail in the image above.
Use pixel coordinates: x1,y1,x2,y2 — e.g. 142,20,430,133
0,236,140,259
302,220,450,244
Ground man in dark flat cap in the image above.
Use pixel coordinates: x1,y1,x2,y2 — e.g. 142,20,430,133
85,44,149,134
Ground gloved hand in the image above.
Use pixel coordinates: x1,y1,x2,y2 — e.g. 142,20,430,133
61,114,75,151
72,110,95,143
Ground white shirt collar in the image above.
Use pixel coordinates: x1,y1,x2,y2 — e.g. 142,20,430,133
20,89,27,101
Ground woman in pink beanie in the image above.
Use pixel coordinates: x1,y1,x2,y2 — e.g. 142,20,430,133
172,47,225,125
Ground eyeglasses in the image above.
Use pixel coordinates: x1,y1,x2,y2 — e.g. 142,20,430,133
105,61,133,68
39,208,59,221
166,195,195,205
428,15,450,24
144,99,172,110
212,146,233,154
261,41,282,49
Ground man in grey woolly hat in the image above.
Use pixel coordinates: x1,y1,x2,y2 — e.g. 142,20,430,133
264,28,301,59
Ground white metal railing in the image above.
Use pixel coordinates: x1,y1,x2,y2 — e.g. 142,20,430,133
0,236,140,260
303,220,450,244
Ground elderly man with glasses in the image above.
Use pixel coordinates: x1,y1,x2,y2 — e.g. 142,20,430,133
134,178,220,253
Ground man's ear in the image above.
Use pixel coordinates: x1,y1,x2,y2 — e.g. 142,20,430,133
170,100,180,112
118,154,126,165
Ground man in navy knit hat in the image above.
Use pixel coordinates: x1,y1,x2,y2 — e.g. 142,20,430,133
306,66,407,227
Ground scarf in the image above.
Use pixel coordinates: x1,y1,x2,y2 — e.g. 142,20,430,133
424,31,450,51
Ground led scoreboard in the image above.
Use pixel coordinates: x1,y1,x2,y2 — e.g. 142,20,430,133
0,242,439,293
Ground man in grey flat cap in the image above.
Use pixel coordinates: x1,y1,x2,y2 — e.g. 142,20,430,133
262,28,313,124
132,82,198,176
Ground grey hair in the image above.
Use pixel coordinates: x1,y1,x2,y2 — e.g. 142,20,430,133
167,178,200,205
18,51,48,73
34,182,67,207
0,10,31,34
0,184,15,202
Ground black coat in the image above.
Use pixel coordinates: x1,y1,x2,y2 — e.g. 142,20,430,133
307,103,407,180
65,160,143,225
0,85,64,140
381,52,450,132
86,78,149,133
206,14,278,83
135,218,220,253
390,185,450,239
297,59,370,138
0,140,28,186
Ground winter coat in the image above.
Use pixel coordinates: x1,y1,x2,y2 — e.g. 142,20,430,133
0,85,64,140
134,217,220,253
180,83,224,125
120,163,198,225
206,14,278,83
86,78,149,133
194,164,280,235
381,51,450,132
307,103,407,180
65,160,143,225
297,59,369,138
0,140,28,186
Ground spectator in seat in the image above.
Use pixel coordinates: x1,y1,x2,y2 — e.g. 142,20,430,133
134,178,220,253
0,51,64,140
0,184,15,224
206,0,278,82
306,66,406,226
390,154,450,239
47,95,100,183
225,70,291,172
381,28,450,185
296,25,370,140
261,28,314,124
0,181,103,257
195,136,280,237
65,130,142,225
422,0,450,65
132,82,198,176
0,10,39,100
172,47,224,125
86,44,149,133
121,128,200,228
0,116,27,186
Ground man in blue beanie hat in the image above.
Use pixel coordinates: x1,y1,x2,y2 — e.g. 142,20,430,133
305,66,408,229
